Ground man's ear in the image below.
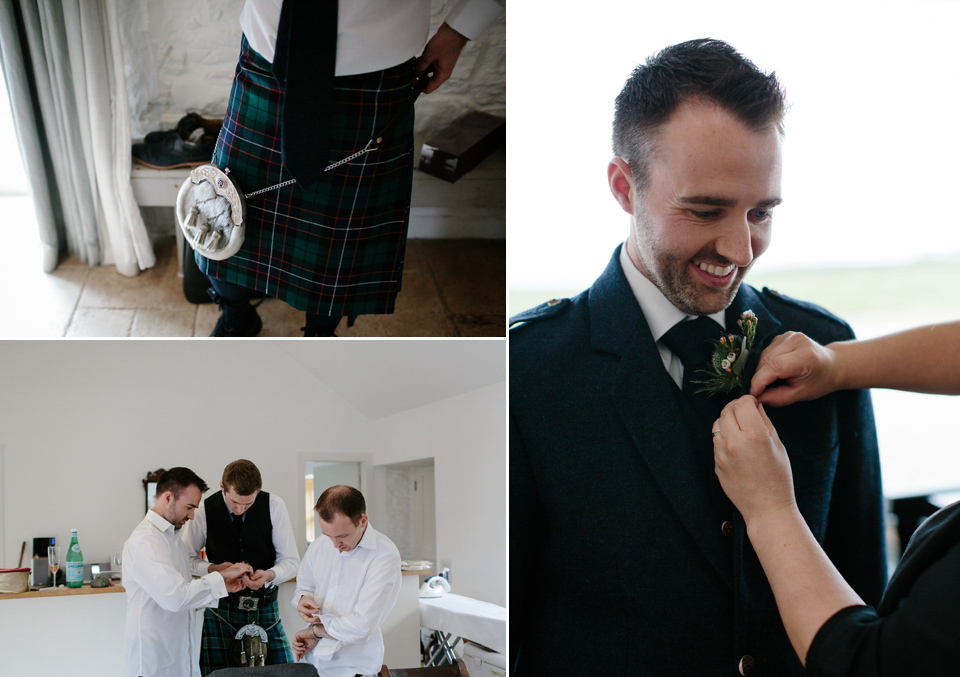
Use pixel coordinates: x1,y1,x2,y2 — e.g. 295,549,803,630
608,157,636,215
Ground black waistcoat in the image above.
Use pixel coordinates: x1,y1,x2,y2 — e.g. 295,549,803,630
204,490,276,573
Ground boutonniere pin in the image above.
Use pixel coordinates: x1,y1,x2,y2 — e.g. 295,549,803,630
692,310,758,397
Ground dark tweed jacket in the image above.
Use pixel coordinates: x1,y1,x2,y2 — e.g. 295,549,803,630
509,246,887,677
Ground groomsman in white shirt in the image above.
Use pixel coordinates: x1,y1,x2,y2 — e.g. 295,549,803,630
290,486,402,677
123,467,252,677
181,459,301,675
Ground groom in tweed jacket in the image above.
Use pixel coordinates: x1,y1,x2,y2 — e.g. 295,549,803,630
509,39,886,677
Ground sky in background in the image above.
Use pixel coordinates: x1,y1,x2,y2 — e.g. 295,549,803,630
509,0,960,292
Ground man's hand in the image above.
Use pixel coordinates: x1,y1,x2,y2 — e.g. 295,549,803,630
750,332,841,406
297,595,321,624
208,561,236,574
242,569,276,591
292,628,319,660
416,22,469,94
219,562,253,593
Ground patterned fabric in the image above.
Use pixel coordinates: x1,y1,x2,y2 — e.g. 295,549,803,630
198,35,417,317
200,597,293,676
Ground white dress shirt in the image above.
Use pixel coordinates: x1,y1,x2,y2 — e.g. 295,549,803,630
619,242,726,388
240,0,504,72
180,492,300,586
293,523,402,677
122,510,229,677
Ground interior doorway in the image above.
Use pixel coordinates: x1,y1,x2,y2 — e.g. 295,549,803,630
372,459,436,563
409,464,436,565
304,461,362,544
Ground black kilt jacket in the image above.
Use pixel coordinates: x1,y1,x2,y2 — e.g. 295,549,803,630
509,245,887,677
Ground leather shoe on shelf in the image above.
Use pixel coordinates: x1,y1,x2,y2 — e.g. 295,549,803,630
144,112,223,143
132,128,216,169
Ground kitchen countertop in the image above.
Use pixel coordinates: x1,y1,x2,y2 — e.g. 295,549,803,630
1,568,428,601
0,582,124,600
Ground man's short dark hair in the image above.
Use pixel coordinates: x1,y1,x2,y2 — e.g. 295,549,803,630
156,467,209,499
222,459,262,496
315,485,366,525
612,38,787,193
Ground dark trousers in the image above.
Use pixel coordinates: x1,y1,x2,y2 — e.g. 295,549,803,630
208,275,341,334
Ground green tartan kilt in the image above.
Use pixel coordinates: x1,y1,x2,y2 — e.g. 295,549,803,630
197,35,417,317
200,597,293,676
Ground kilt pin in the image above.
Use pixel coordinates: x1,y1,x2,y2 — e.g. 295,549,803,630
198,36,417,318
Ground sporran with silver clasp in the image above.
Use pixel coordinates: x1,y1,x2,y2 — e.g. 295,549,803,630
230,622,270,667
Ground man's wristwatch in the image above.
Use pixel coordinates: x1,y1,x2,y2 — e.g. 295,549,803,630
310,624,322,640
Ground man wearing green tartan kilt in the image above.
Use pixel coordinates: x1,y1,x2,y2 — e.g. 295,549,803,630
182,460,301,675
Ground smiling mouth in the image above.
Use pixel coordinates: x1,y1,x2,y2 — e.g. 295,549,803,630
696,261,735,277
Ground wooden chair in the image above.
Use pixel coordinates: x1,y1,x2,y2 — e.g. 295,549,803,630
379,658,470,677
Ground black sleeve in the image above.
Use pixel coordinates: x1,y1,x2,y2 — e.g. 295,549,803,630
509,411,544,674
806,541,960,677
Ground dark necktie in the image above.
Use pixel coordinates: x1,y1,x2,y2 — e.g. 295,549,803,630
232,513,244,532
660,316,725,423
272,0,338,188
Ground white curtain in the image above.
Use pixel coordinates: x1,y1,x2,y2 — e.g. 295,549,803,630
0,0,154,276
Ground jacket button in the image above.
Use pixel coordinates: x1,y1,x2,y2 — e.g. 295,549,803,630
721,521,734,537
739,655,754,675
547,298,562,306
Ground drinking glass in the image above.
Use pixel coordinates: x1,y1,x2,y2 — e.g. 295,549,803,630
47,546,60,589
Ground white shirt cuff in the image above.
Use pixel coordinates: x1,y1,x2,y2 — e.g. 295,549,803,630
203,571,229,600
445,0,503,40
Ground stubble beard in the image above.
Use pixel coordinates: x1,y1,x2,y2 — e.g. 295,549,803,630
632,213,747,317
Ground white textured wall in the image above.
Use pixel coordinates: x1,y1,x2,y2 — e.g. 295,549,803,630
372,382,506,607
121,0,506,140
0,341,369,566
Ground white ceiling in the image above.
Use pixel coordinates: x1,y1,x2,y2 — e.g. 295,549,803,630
273,340,505,419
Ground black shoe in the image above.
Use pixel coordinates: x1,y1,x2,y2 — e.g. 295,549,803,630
302,325,337,337
142,129,180,145
132,128,216,169
211,310,262,337
302,316,341,337
208,289,263,337
144,113,223,143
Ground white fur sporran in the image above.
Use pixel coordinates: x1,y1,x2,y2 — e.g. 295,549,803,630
176,165,246,261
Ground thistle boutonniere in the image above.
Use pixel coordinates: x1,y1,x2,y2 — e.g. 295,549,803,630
692,310,758,398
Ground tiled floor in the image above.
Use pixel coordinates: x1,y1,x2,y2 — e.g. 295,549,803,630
0,202,504,338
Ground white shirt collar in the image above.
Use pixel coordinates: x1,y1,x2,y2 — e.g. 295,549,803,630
146,508,175,534
335,522,376,557
618,242,725,336
355,523,375,551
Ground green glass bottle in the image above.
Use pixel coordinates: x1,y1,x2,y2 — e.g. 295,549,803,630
65,529,84,588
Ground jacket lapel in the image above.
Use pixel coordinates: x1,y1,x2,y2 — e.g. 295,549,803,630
592,247,734,590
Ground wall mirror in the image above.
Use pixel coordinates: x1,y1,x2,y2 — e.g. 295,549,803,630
143,469,165,514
